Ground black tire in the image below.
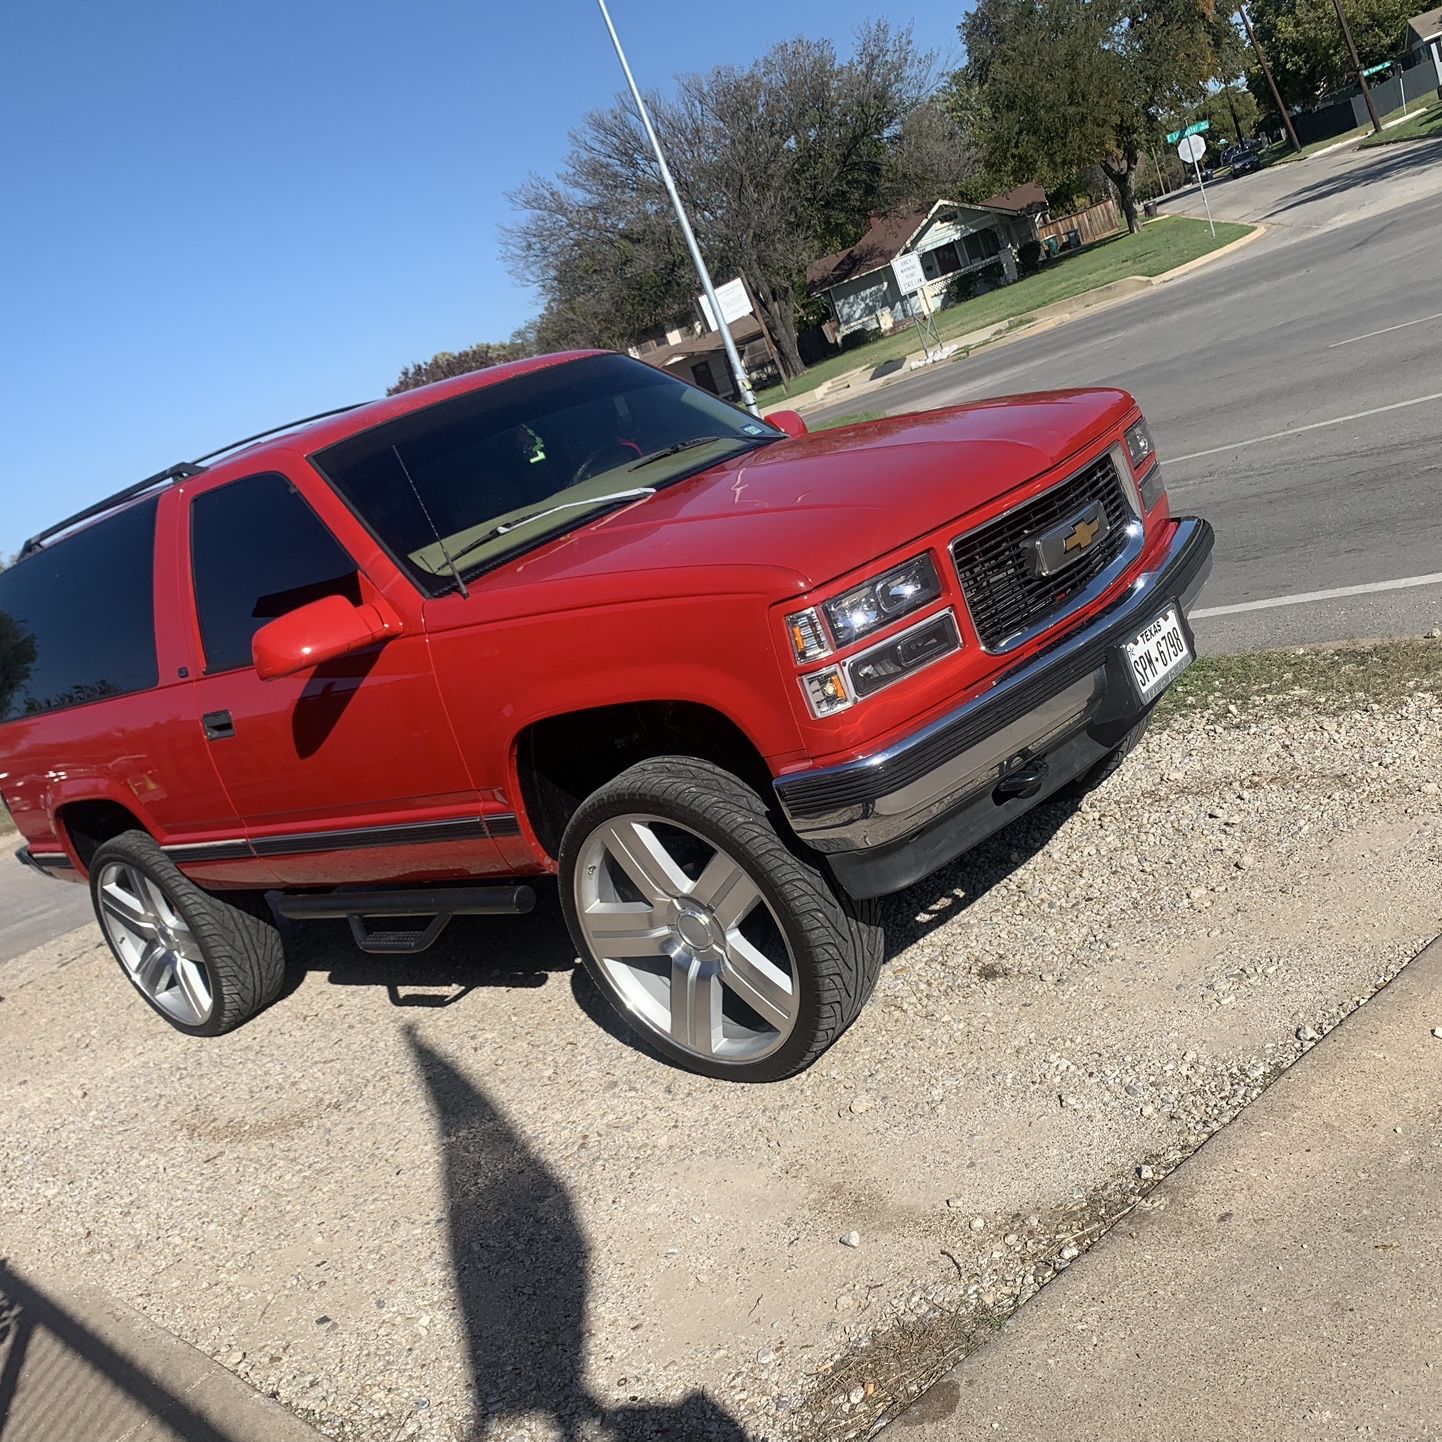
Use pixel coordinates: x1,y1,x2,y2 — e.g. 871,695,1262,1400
1059,715,1151,801
558,756,884,1082
88,830,285,1037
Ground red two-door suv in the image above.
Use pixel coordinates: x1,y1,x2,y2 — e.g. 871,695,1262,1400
1,352,1210,1080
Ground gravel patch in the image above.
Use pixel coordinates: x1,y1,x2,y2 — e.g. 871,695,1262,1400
1,643,1439,1442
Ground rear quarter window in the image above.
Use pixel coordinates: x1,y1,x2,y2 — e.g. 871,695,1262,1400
0,497,160,723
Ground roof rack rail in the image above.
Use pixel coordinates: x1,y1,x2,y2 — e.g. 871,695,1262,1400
19,463,207,558
16,402,367,560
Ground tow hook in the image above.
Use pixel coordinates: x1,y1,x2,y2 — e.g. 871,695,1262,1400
995,756,1050,801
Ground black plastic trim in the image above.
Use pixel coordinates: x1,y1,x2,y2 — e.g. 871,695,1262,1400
16,847,75,876
165,813,520,864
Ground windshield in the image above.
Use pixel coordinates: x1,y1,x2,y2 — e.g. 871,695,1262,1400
312,353,781,590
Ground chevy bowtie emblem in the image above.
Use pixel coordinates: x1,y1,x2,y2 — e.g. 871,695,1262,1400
1064,515,1102,554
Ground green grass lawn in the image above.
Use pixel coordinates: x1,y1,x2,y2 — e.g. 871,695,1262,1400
1263,99,1439,164
1359,102,1442,147
811,410,886,430
757,215,1251,409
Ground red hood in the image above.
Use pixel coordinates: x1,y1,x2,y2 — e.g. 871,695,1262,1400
479,389,1135,602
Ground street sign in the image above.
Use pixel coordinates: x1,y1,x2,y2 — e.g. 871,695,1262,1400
1165,119,1211,145
1177,133,1207,163
1361,61,1392,76
891,251,926,295
698,276,752,331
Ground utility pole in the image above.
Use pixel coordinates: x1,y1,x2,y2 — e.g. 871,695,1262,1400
1238,5,1302,152
1329,0,1383,132
595,0,760,415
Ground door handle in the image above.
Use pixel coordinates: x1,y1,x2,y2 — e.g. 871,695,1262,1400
203,710,236,741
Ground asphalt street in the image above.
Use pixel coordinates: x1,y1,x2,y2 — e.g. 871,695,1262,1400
813,137,1442,654
0,854,94,965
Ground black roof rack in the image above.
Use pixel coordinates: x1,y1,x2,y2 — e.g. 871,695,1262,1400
16,402,366,560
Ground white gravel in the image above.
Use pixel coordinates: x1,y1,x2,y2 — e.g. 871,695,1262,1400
1,649,1439,1442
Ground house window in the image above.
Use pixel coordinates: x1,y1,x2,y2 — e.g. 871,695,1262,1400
963,229,1002,265
920,244,964,280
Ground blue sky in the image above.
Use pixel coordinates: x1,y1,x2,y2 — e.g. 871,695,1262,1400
1,0,965,557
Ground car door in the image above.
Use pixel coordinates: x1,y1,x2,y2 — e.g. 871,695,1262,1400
182,467,502,886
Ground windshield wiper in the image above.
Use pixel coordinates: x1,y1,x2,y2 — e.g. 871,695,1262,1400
627,435,740,471
446,487,658,569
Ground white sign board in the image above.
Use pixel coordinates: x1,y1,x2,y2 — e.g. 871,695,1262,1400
1177,133,1207,163
891,251,927,295
698,277,752,332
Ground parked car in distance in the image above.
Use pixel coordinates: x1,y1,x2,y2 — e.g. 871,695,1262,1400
1,352,1212,1081
1226,143,1263,177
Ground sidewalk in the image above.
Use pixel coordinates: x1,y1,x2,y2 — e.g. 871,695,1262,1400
0,1265,327,1442
888,934,1442,1441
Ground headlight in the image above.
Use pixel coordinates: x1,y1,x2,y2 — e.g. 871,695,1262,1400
821,554,942,649
1124,418,1156,472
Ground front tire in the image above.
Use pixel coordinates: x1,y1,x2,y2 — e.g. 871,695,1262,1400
89,831,285,1037
558,757,883,1081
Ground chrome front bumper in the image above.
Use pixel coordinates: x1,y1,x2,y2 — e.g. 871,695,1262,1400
774,517,1214,895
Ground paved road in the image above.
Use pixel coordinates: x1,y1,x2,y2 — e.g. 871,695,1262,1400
813,139,1442,654
893,933,1442,1441
0,850,95,965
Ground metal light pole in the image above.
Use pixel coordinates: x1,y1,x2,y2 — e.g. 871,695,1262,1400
595,0,760,415
1238,5,1302,153
1329,0,1383,132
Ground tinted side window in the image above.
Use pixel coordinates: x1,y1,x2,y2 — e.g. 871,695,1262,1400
0,497,160,723
191,474,360,673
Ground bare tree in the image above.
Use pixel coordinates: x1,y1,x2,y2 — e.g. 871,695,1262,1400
505,22,943,377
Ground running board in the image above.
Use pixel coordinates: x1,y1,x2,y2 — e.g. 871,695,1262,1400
274,884,535,955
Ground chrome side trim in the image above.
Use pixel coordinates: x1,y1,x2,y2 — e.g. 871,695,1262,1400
162,812,522,865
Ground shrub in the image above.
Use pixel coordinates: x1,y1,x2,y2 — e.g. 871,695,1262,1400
1017,239,1044,276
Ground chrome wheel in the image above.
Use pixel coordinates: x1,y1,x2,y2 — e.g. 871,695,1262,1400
95,861,213,1027
574,814,800,1063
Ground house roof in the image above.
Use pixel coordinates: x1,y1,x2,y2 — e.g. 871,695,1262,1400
1407,4,1442,42
805,184,1049,293
641,315,766,370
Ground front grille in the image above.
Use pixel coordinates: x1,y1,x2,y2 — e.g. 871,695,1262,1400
951,452,1134,651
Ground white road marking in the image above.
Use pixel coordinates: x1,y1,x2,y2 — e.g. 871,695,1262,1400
1169,391,1442,464
1328,311,1442,348
1192,572,1442,619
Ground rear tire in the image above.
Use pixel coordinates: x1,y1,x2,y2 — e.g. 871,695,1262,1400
89,831,285,1037
559,756,883,1081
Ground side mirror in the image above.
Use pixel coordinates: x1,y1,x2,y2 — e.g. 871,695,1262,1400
766,410,809,439
252,594,402,681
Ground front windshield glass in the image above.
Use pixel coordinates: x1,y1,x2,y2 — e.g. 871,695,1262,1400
312,353,780,590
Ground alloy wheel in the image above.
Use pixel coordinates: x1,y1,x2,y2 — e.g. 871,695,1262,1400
95,861,214,1027
574,814,800,1063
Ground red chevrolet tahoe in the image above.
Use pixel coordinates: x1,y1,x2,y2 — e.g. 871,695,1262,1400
1,352,1211,1080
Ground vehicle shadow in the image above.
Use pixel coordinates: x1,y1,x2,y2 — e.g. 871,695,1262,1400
881,791,1082,957
269,886,576,1008
408,1030,751,1440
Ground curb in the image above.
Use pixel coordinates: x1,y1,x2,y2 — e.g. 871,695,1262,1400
1151,221,1267,283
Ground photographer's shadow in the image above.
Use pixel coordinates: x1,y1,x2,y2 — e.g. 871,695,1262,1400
409,1031,749,1440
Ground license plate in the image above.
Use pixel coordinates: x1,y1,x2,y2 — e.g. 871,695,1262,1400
1124,605,1192,703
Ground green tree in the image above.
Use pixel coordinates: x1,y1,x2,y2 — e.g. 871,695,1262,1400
1246,0,1415,106
956,0,1239,234
388,336,536,396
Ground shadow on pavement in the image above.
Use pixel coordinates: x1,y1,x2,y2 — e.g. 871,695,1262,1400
408,1032,749,1440
883,792,1081,956
0,1263,236,1442
270,885,577,1009
1260,137,1442,219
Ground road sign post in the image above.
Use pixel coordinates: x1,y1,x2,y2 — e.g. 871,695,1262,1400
1177,132,1215,238
891,252,941,362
